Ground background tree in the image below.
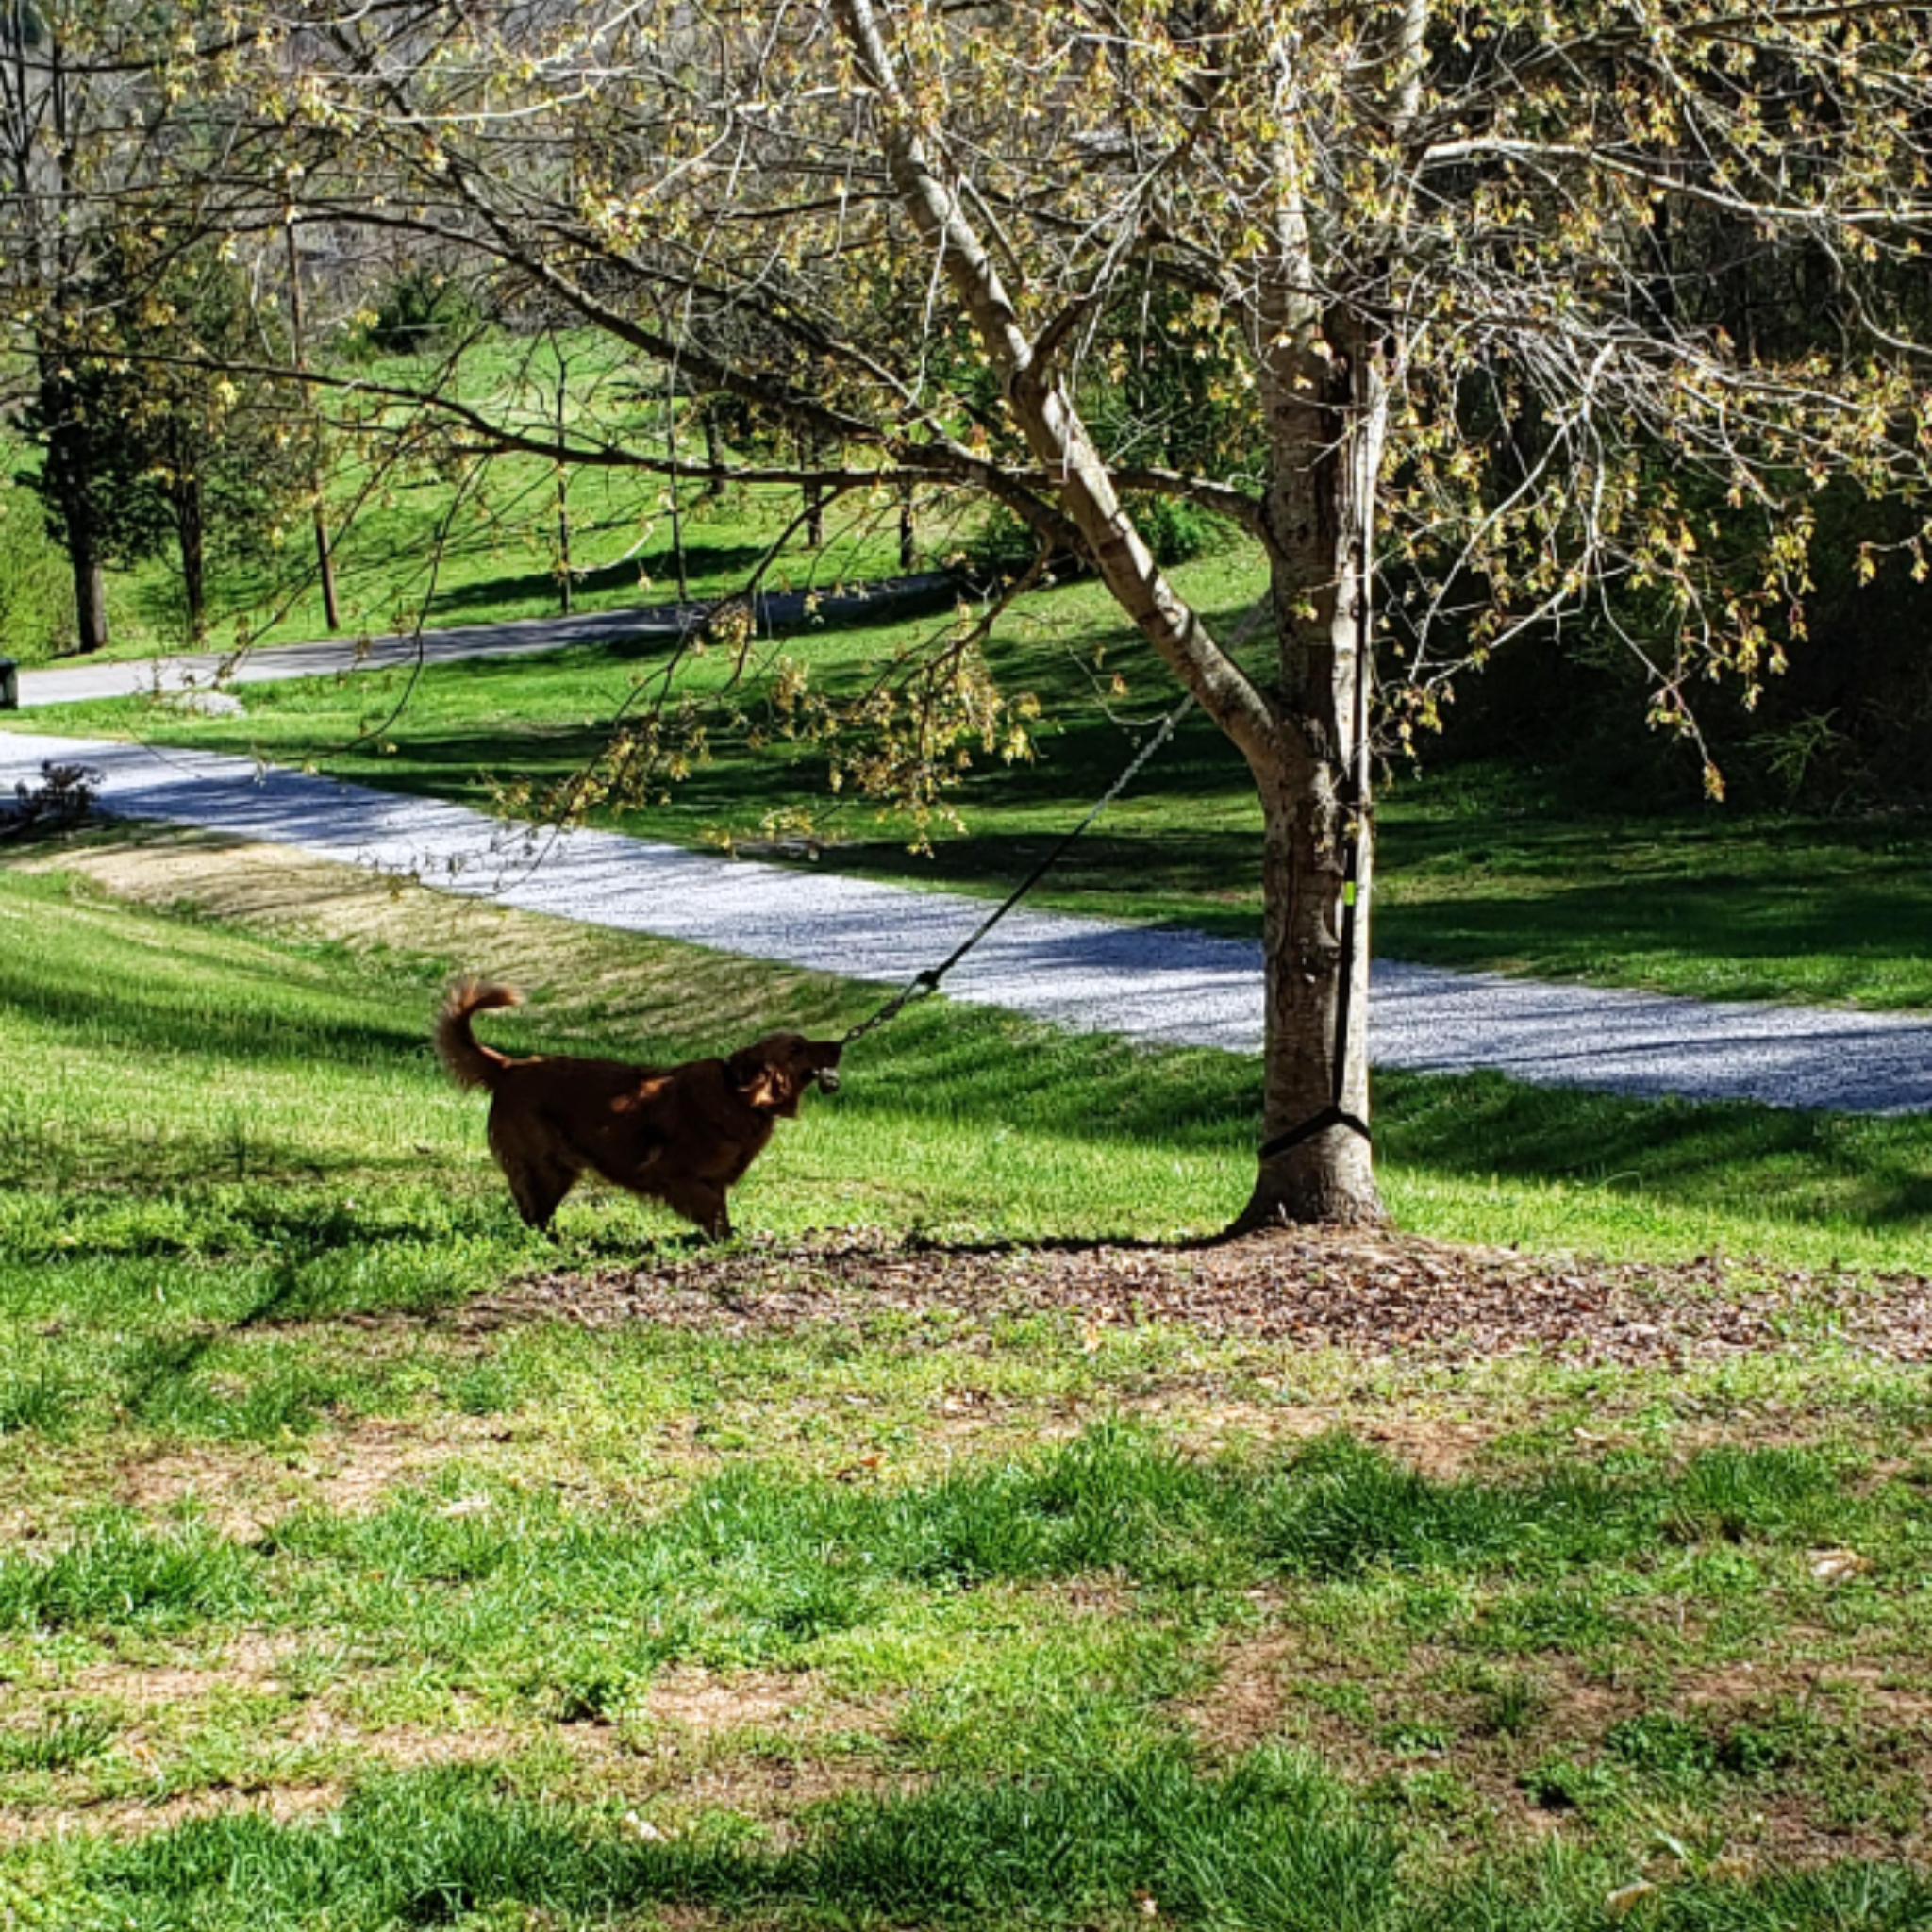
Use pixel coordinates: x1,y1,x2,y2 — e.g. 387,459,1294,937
172,0,1932,1228
124,244,319,641
14,281,172,628
14,234,316,643
0,1,254,650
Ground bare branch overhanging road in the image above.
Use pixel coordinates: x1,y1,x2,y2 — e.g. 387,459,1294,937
4,726,1930,1116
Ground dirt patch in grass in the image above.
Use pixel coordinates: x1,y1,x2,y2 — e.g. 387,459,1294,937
0,1780,344,1847
108,1414,518,1537
464,1228,1932,1368
642,1668,820,1734
664,1755,912,1830
1148,1403,1501,1476
1177,1630,1306,1754
75,1633,305,1706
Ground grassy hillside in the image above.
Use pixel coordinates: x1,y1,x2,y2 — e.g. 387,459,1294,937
4,332,923,664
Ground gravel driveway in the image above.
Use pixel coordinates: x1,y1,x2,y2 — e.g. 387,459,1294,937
5,728,1930,1116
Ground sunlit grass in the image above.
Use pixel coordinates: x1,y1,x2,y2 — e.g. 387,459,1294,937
3,846,1931,1928
5,852,1932,1272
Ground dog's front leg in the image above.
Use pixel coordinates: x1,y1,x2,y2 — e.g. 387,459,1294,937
654,1175,732,1241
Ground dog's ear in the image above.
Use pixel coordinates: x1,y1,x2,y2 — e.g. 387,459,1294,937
727,1044,786,1110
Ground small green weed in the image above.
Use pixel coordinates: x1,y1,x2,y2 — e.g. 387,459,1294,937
0,1368,70,1436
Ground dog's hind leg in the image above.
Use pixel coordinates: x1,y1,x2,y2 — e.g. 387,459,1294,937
490,1117,580,1236
508,1158,579,1236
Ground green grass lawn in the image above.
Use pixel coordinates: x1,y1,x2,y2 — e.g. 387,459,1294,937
27,558,1932,1010
3,833,1931,1931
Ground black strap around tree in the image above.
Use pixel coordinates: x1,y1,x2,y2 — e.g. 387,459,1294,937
1255,814,1372,1163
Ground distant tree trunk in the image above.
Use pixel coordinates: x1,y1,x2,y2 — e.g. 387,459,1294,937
45,410,109,654
700,399,721,496
665,364,688,602
898,479,915,572
70,524,109,654
801,431,824,546
173,474,207,640
284,223,340,630
556,360,573,613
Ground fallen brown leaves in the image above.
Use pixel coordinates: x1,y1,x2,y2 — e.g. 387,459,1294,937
475,1225,1932,1368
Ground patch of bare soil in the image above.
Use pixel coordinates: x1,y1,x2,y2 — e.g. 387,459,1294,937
0,1781,342,1847
462,1227,1932,1368
108,1414,516,1539
641,1667,819,1734
74,1632,305,1706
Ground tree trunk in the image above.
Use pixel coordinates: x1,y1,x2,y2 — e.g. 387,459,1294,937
285,223,341,630
175,476,206,641
801,431,824,547
1237,310,1388,1231
40,374,110,654
1237,759,1380,1228
61,494,109,654
665,365,688,602
898,479,916,572
74,546,108,654
700,401,723,500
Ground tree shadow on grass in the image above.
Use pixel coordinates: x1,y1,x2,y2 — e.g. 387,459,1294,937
0,960,429,1071
1374,1066,1932,1230
1372,877,1932,1008
430,541,770,615
93,1759,1932,1932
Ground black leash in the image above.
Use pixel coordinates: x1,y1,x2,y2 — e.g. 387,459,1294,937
842,693,1196,1047
833,576,1374,1177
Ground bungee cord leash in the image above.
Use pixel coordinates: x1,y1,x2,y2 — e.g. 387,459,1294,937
841,691,1196,1048
840,586,1374,1173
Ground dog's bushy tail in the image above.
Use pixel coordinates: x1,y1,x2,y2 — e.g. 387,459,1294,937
435,977,522,1091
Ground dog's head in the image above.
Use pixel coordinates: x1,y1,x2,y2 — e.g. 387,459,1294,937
727,1033,844,1116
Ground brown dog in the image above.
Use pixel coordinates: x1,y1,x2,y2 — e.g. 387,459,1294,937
434,979,842,1240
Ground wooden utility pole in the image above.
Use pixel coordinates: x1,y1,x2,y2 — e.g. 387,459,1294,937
284,222,341,632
